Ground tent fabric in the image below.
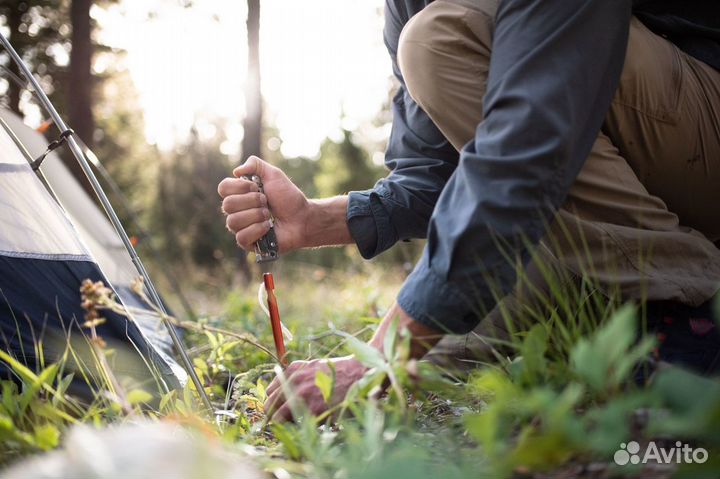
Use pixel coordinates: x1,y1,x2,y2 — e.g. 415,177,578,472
0,255,177,392
0,116,182,392
0,110,145,288
0,109,179,366
0,126,89,258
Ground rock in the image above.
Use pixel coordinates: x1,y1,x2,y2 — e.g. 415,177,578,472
2,421,264,479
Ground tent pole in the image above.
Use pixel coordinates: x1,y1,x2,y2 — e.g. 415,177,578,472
80,144,200,323
0,33,213,413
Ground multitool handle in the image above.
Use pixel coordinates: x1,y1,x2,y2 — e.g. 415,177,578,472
241,175,279,263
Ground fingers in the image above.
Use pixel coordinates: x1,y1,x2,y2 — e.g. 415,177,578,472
264,361,310,417
225,207,270,233
264,386,284,417
271,402,294,423
265,361,306,398
234,221,272,250
217,177,259,198
233,155,265,179
269,384,318,423
221,192,267,215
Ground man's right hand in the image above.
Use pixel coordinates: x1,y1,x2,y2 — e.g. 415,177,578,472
218,156,309,254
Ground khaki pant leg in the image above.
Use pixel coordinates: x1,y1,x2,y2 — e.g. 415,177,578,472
398,1,720,368
556,18,720,306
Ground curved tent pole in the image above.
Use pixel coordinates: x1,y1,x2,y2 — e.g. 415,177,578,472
0,33,212,413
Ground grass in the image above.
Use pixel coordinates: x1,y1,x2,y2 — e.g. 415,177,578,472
1,262,720,478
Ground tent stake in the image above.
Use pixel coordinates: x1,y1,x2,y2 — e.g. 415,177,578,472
0,33,213,413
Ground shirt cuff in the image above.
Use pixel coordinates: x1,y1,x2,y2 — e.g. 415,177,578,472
396,250,490,334
347,188,398,259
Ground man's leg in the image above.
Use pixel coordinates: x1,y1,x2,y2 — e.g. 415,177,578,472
398,1,720,370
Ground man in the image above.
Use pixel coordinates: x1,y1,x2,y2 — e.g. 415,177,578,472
218,0,720,421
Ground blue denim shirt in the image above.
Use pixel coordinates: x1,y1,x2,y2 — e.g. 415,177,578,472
347,0,719,334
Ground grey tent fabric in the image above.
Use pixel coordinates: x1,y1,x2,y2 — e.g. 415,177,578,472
0,111,185,387
0,110,181,357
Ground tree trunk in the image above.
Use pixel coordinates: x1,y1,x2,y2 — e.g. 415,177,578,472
237,0,263,285
66,0,96,196
7,2,23,115
68,0,94,147
242,0,262,161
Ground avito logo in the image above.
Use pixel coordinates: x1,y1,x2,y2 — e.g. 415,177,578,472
614,441,708,466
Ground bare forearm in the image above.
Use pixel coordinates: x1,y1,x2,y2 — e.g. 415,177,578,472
302,196,353,248
369,302,444,359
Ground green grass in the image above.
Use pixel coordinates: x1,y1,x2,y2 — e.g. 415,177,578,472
2,264,720,478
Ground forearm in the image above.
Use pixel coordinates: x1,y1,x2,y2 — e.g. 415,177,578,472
302,196,353,248
369,302,443,359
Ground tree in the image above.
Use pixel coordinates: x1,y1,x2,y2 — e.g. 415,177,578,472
67,0,94,148
233,0,262,285
0,1,68,114
242,0,261,161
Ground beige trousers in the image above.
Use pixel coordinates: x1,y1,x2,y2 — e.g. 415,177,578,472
400,0,720,368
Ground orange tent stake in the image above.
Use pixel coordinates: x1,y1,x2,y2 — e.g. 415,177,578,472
263,272,287,366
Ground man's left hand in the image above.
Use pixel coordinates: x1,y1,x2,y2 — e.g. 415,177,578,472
264,356,368,422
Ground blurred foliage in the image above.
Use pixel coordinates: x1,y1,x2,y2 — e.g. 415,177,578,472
152,127,236,268
315,129,385,197
0,0,70,113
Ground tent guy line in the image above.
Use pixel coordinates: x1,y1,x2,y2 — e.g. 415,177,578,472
0,32,213,413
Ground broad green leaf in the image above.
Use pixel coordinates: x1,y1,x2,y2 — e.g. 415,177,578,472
55,373,75,398
0,413,13,433
383,317,399,362
315,370,334,404
271,423,302,461
255,380,267,402
0,349,39,384
570,305,637,391
36,363,59,388
514,324,549,383
338,332,386,370
127,389,153,405
20,363,59,413
521,325,548,366
159,390,176,412
33,424,60,451
2,381,18,416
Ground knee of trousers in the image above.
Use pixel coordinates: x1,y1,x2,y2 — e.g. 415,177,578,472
397,2,493,113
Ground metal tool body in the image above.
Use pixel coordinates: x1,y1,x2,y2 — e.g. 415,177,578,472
241,175,279,263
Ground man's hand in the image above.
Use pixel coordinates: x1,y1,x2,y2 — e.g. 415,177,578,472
218,156,354,253
263,303,444,423
218,156,310,253
264,356,368,422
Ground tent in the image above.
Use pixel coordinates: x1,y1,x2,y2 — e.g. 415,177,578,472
0,112,184,393
0,109,179,354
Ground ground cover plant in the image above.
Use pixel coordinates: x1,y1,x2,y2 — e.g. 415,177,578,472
1,265,720,478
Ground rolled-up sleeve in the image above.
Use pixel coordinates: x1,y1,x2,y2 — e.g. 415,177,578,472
347,0,459,259
397,0,632,333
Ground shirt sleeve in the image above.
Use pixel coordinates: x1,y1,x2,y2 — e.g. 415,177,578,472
347,0,459,259
397,0,632,334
